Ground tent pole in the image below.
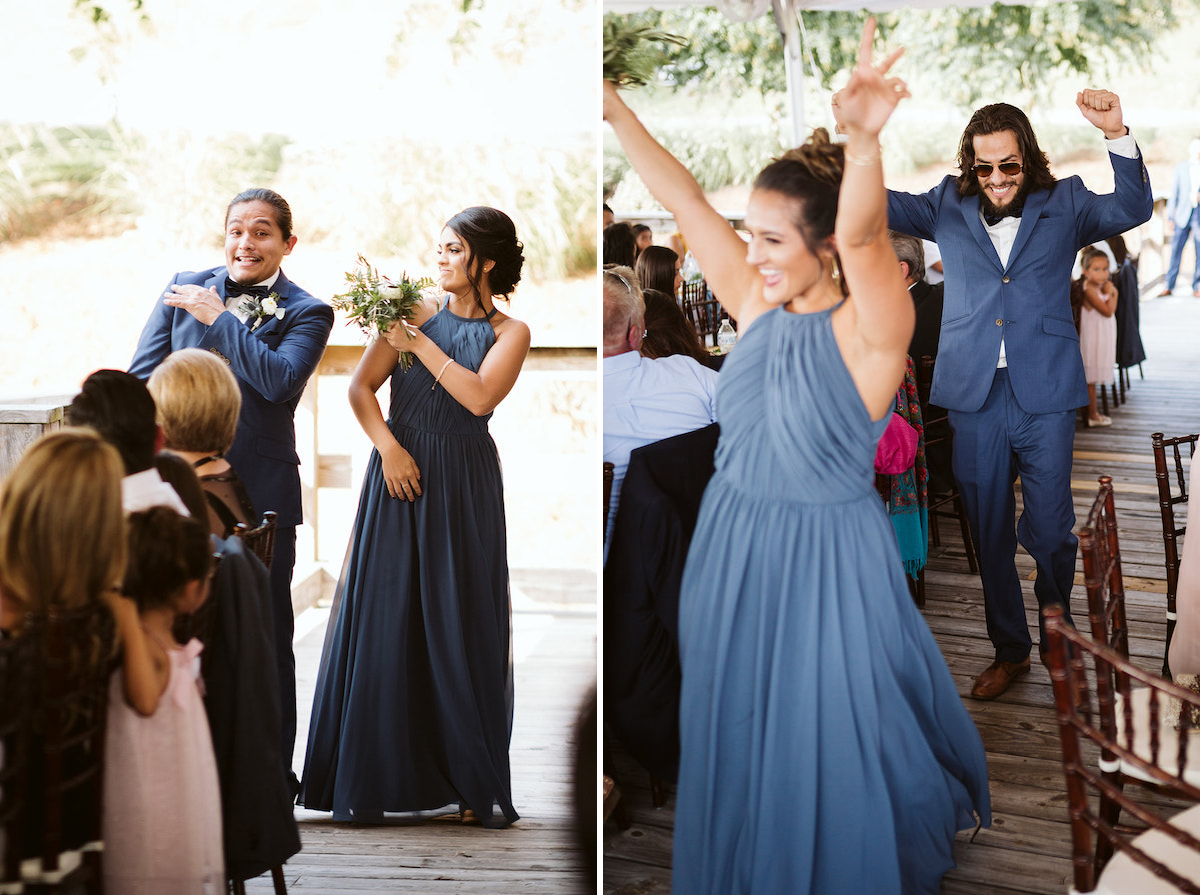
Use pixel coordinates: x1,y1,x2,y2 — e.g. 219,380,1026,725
773,0,806,144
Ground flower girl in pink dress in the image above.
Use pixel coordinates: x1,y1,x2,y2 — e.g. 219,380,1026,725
103,507,224,894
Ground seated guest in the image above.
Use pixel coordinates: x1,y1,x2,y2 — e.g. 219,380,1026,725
148,348,257,537
603,266,718,552
154,452,210,524
641,289,717,370
0,428,126,632
603,222,638,269
890,231,943,360
0,428,127,864
636,245,683,298
66,369,190,516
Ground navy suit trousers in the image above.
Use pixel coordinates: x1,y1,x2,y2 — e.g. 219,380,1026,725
1165,205,1200,293
949,369,1078,663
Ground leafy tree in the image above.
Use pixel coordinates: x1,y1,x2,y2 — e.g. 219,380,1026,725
72,0,146,26
607,0,1183,110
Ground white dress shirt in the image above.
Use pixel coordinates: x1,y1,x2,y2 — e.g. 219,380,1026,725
225,269,282,322
603,350,720,558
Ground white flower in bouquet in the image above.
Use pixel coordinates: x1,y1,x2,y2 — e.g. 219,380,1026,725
331,255,436,370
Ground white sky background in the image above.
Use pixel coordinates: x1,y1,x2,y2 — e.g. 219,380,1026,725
0,0,596,142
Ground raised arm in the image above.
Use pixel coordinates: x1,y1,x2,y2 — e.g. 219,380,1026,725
104,590,169,716
829,19,915,417
603,81,756,321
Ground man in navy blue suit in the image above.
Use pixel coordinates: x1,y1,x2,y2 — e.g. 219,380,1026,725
1159,137,1200,297
879,91,1153,700
130,188,334,790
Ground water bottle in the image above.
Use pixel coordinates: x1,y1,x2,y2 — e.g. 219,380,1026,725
717,317,737,354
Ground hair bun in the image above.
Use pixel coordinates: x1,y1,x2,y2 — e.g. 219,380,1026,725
778,128,844,187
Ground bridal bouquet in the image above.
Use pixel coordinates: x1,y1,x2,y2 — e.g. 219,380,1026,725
331,255,436,369
603,18,687,88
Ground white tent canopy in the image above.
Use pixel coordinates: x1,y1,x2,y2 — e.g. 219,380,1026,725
606,0,1035,142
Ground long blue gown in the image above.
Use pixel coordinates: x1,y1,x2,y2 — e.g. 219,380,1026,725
298,306,518,828
673,305,990,893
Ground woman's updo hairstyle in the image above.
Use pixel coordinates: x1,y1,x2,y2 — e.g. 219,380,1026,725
752,127,845,255
444,206,525,304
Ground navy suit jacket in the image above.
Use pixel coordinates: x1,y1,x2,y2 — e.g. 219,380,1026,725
888,150,1152,414
129,267,334,527
1166,160,1197,228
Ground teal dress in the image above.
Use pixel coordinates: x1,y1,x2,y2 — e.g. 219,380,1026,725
673,305,990,893
299,306,517,828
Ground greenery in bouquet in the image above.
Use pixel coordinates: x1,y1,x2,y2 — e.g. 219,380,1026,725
331,254,436,369
603,17,687,88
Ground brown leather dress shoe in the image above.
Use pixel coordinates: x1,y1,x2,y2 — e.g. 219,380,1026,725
970,657,1031,700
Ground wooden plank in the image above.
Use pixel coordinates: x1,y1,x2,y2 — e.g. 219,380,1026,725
253,572,597,894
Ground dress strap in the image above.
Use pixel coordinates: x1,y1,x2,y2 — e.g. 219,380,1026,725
485,306,499,320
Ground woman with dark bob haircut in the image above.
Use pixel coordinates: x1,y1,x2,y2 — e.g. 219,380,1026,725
635,244,683,298
300,206,530,828
604,20,989,893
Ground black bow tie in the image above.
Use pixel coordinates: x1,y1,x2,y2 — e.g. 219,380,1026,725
225,278,269,300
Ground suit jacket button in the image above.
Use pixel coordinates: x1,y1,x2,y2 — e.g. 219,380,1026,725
209,348,231,365
1002,276,1010,283
996,319,1003,326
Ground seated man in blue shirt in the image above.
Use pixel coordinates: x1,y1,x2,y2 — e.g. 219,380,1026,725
603,266,719,556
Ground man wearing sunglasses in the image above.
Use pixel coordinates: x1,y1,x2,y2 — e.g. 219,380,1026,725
877,90,1153,701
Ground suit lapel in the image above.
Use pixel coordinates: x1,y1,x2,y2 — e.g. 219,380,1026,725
960,194,1003,271
1005,189,1049,272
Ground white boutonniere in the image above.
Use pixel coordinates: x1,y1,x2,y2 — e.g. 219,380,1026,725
247,291,286,332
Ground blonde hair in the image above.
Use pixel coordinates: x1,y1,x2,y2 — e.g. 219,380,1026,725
0,428,126,629
148,348,242,453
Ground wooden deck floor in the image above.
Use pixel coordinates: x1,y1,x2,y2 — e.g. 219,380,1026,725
241,568,597,894
602,291,1200,894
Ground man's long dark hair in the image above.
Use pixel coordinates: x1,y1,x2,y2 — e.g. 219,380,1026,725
955,103,1056,197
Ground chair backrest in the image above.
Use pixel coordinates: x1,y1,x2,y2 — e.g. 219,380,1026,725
1080,476,1131,666
1044,604,1200,894
235,510,278,571
679,280,724,347
0,630,36,885
603,462,615,534
24,603,117,887
1152,431,1199,676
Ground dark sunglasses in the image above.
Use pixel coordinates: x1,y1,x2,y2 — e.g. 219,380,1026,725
971,161,1023,178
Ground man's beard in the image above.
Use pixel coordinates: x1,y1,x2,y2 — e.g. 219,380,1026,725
980,182,1029,221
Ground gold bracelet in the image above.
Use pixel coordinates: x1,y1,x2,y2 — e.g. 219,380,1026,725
844,149,882,167
432,358,455,390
